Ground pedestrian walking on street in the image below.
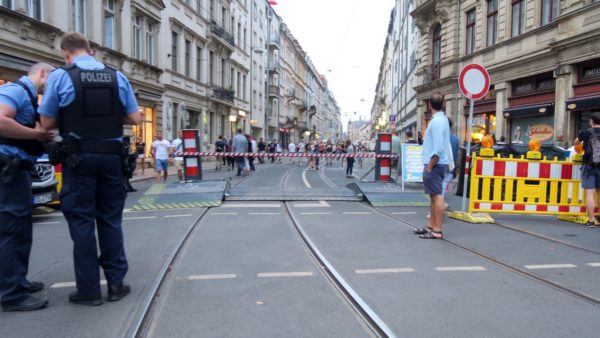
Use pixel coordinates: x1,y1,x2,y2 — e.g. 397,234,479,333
288,141,296,165
325,140,333,166
247,134,256,172
275,139,283,163
225,139,235,171
346,140,355,178
39,32,140,305
0,62,54,312
268,139,277,163
574,112,600,228
414,93,450,240
215,135,226,171
151,131,171,183
135,139,146,175
233,129,248,177
297,138,306,166
171,131,184,183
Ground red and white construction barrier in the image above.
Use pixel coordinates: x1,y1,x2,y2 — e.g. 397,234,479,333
174,152,400,158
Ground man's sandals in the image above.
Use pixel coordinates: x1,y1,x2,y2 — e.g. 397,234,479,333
413,227,443,239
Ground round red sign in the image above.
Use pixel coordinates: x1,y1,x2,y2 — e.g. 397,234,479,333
458,64,490,100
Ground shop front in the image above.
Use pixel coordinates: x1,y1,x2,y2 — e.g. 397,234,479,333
464,87,496,143
504,73,556,144
567,59,600,137
131,106,156,157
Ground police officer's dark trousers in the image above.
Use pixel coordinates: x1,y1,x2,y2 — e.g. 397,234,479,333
0,169,33,306
61,153,128,296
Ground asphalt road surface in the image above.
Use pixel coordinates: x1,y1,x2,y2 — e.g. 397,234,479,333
1,159,599,338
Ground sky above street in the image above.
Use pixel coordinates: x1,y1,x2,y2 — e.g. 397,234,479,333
273,0,395,128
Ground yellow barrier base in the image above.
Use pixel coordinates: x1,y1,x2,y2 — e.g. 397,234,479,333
557,214,589,225
448,211,495,224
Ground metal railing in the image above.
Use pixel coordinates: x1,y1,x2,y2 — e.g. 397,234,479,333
212,86,235,103
269,85,281,97
210,20,235,46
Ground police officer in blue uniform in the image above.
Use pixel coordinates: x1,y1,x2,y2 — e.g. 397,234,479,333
39,32,140,306
0,63,54,312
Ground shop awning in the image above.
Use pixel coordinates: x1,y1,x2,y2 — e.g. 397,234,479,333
566,95,600,111
503,103,554,118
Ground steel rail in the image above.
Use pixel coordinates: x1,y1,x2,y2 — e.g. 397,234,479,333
283,202,398,338
125,208,210,338
370,206,600,308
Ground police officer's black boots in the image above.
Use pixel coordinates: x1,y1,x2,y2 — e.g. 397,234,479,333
107,282,130,302
68,291,102,306
1,295,49,312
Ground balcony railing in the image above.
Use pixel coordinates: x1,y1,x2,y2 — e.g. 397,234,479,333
423,63,440,83
268,61,281,73
212,86,235,103
210,20,235,46
269,36,281,49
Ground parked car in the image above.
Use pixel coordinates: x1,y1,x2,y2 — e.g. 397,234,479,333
456,143,568,197
31,154,59,207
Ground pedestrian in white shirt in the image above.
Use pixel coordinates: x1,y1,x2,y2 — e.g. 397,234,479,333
288,142,296,164
170,132,184,182
151,131,171,183
297,138,306,166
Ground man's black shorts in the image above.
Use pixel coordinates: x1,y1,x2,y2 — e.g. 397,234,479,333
423,164,448,195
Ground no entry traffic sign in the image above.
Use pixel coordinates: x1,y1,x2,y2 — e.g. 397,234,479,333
458,64,490,100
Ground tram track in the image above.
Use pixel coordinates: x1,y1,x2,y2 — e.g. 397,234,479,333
283,202,397,338
125,208,210,338
369,206,600,308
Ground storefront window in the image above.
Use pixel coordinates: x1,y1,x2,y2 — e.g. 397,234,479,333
131,106,154,156
470,114,496,143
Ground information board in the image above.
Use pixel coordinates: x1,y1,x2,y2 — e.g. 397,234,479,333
401,143,423,185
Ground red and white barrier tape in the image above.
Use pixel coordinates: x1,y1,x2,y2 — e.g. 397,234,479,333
175,152,399,158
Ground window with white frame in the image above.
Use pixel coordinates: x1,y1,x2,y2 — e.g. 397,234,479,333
133,16,142,60
146,21,156,65
104,0,116,49
185,40,191,77
72,0,87,35
171,31,179,72
465,9,476,55
196,46,203,81
486,0,497,47
511,0,526,37
27,0,42,21
541,0,559,25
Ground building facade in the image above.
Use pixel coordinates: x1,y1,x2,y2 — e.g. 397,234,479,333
0,0,340,154
412,0,600,146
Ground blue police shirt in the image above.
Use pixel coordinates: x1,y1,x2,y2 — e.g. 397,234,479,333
422,111,450,165
0,76,39,163
39,55,138,133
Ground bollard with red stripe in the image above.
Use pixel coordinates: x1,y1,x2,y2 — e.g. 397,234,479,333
375,133,393,182
182,129,202,181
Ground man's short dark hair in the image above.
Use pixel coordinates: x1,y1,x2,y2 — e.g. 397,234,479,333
237,128,243,133
406,130,413,138
430,93,444,111
60,32,91,53
590,112,600,125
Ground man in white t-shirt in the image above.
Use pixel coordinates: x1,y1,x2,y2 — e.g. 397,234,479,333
288,141,296,164
171,131,184,182
297,137,306,166
151,131,171,183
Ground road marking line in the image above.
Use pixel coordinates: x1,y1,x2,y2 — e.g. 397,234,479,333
249,212,281,215
295,201,331,208
391,212,417,215
164,214,193,218
221,203,281,208
342,212,372,215
33,221,60,225
211,212,239,215
257,272,314,278
301,212,332,215
355,268,415,274
524,264,577,270
181,274,237,281
123,216,157,220
302,170,312,188
51,280,107,288
435,266,487,272
587,263,600,267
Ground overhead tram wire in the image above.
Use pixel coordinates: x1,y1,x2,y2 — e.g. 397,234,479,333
330,0,361,72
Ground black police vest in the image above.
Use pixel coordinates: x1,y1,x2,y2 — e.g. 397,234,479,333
0,80,44,156
59,64,124,139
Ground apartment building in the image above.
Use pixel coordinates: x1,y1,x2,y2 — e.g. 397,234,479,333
412,0,600,146
0,0,340,151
